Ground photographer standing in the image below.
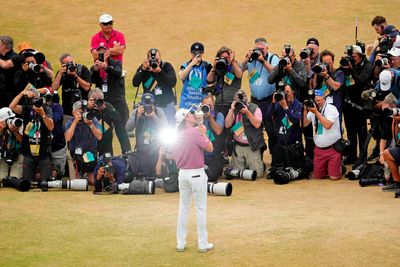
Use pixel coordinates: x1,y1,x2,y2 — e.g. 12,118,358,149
91,44,129,125
242,37,279,155
126,93,167,177
225,90,265,177
0,107,23,180
266,84,303,168
206,46,242,116
132,48,177,124
178,42,211,109
87,88,131,155
9,88,54,182
341,45,373,165
268,46,307,101
64,101,102,185
173,108,214,253
51,53,91,116
303,90,342,180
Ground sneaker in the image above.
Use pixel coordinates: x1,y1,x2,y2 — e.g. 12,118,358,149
382,183,400,192
176,246,185,252
198,243,214,253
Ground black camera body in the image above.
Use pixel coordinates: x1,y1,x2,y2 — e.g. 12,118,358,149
28,63,41,73
375,54,389,67
313,62,329,74
300,47,313,59
202,84,221,96
66,62,77,72
234,91,246,112
215,57,228,73
63,88,82,103
98,53,105,62
377,36,392,54
249,48,263,62
278,57,290,68
340,45,354,67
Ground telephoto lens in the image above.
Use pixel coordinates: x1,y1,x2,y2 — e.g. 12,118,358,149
207,182,233,196
149,59,158,69
359,177,386,187
300,48,312,59
250,49,262,62
6,118,23,128
375,58,389,67
312,62,328,74
2,177,31,192
274,91,285,102
28,63,41,73
278,57,290,68
118,180,156,195
82,111,95,121
215,58,228,72
272,167,300,185
345,164,364,180
201,104,210,114
224,168,257,181
40,179,89,191
95,98,104,107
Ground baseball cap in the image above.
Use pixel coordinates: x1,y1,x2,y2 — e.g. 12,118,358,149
314,89,324,97
175,108,189,124
99,14,113,23
393,35,400,49
379,70,392,91
384,25,399,37
352,45,363,54
141,93,155,105
306,37,319,47
18,41,33,53
96,43,109,51
388,47,400,57
190,42,204,53
0,107,16,121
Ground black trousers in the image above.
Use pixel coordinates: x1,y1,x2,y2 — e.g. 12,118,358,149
23,156,52,181
343,105,367,160
251,96,274,155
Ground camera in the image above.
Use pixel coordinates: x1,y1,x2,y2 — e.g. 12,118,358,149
32,98,43,108
375,55,389,67
39,179,89,191
82,111,94,121
118,179,156,195
313,62,329,74
98,53,105,62
249,48,263,62
359,177,386,187
344,98,363,111
377,36,392,54
142,95,153,114
361,89,378,101
1,177,31,192
340,45,354,67
274,91,285,102
64,88,82,103
102,152,115,174
345,164,364,180
384,108,400,116
300,47,313,59
207,182,233,196
278,57,290,68
202,84,221,96
215,57,228,73
224,167,257,181
272,167,301,185
304,89,316,108
284,44,291,56
94,98,104,107
66,62,77,72
149,59,158,69
201,104,210,114
234,91,246,112
6,117,23,128
148,48,159,69
28,63,41,73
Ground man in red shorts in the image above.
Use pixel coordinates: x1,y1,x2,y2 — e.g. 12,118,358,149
303,89,342,180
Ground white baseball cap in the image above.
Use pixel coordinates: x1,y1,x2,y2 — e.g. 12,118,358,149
352,45,363,54
175,108,189,124
99,14,113,23
379,70,392,91
0,107,16,121
388,47,400,57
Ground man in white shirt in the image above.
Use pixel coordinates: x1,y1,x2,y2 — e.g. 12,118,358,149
303,89,342,180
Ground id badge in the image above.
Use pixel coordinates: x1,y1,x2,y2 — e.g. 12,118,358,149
102,83,108,93
317,123,323,135
224,72,235,85
248,69,260,84
155,87,162,95
281,116,291,129
75,147,83,155
231,121,244,137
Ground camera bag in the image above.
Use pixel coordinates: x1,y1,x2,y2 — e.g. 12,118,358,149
333,138,350,153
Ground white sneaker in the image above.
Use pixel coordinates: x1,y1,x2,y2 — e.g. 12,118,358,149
198,243,214,253
176,246,185,252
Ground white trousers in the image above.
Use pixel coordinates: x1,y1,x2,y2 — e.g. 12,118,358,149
176,168,208,249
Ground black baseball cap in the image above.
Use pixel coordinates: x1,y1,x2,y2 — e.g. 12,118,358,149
190,42,204,53
306,37,319,46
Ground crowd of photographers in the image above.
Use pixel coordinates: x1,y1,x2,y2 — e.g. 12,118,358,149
1,14,400,196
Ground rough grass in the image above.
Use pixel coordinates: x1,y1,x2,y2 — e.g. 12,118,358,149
1,1,400,266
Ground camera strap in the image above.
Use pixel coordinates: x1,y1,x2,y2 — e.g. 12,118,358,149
314,103,327,135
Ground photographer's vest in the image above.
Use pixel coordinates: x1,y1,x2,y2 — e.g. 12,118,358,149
241,103,265,151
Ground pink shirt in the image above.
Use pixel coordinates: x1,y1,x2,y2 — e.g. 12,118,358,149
233,108,262,144
173,127,210,169
90,29,126,62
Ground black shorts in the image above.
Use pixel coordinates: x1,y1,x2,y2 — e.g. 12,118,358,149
389,146,400,165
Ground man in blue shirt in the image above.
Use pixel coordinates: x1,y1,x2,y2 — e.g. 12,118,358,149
242,37,279,154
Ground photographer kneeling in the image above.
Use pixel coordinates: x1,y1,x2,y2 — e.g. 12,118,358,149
93,153,126,194
266,84,303,168
224,90,265,178
64,101,102,185
9,88,54,182
303,89,342,180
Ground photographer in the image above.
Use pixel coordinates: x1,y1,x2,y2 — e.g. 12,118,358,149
0,107,23,180
132,48,177,124
0,36,23,108
64,101,102,185
375,68,400,102
155,146,178,188
51,53,91,116
378,94,397,166
303,90,342,180
126,93,167,177
302,38,321,80
311,50,345,124
91,44,129,125
93,154,126,193
224,90,265,178
367,16,387,62
201,96,225,182
268,46,307,101
341,45,373,165
387,48,400,70
266,84,303,168
242,37,279,155
87,88,131,155
172,108,214,253
206,46,242,116
9,88,54,182
178,42,211,109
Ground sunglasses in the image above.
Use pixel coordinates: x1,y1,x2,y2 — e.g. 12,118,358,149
101,21,113,26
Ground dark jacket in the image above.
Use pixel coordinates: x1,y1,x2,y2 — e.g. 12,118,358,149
241,103,265,151
342,57,373,104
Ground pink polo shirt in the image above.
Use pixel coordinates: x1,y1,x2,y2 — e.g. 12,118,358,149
90,29,126,62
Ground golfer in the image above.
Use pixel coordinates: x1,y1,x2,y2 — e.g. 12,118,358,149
173,108,214,253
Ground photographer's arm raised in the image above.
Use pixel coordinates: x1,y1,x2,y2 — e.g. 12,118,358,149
208,115,223,136
9,91,26,115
